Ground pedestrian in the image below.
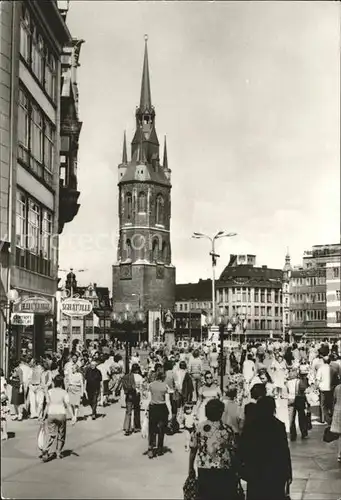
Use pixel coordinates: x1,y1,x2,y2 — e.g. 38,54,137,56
66,364,84,422
330,382,341,463
209,347,219,379
97,354,110,407
316,356,334,425
1,368,9,440
122,363,142,436
195,370,221,423
239,396,292,500
19,356,32,418
28,358,43,419
145,369,172,458
188,399,240,500
38,360,53,420
222,384,242,437
84,360,102,420
183,403,195,452
9,360,24,421
40,375,76,462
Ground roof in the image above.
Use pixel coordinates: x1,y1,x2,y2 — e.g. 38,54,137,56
218,265,283,288
175,279,212,301
291,267,326,278
119,160,170,187
139,37,152,111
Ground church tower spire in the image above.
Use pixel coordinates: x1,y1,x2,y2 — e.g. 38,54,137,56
163,136,168,169
132,35,158,163
140,35,152,111
122,131,128,164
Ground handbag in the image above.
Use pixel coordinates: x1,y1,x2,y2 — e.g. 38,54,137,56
183,471,198,500
37,421,48,451
323,426,339,443
141,413,149,439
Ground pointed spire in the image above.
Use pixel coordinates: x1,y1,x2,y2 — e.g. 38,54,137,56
122,131,127,164
140,35,152,111
163,136,168,169
284,247,292,271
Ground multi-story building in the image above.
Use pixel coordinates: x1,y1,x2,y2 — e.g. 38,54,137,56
174,279,212,341
58,275,112,346
175,255,283,341
0,1,83,366
216,255,283,339
288,243,341,339
112,38,176,343
326,261,341,331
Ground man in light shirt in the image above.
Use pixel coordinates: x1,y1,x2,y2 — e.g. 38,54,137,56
243,354,256,385
316,357,333,425
19,356,32,417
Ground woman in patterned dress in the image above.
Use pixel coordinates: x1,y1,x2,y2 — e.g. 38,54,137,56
66,365,84,421
188,398,239,500
330,383,341,462
195,371,222,423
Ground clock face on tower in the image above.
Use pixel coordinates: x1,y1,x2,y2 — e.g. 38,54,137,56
120,264,132,280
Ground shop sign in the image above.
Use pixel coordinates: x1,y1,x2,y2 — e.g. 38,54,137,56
11,312,34,326
20,296,52,314
61,298,93,317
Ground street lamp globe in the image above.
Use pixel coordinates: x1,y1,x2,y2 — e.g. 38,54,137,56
7,289,19,303
135,310,146,323
227,322,233,332
206,313,214,327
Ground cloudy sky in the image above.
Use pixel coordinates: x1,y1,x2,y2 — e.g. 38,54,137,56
59,1,340,288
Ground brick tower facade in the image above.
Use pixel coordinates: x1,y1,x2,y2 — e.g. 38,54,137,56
112,38,176,319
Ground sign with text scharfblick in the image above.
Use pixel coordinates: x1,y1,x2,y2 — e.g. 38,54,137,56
61,298,93,317
20,296,52,314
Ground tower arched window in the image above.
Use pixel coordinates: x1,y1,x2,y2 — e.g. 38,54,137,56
126,239,132,260
152,239,159,262
156,194,164,224
162,241,167,262
125,192,132,220
138,192,146,213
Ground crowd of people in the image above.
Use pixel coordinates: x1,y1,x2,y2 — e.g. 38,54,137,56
1,337,341,499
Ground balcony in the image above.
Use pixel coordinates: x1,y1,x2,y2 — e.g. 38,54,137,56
58,180,80,233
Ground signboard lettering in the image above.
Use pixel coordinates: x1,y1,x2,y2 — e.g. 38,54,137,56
11,313,34,326
61,298,93,317
20,296,52,314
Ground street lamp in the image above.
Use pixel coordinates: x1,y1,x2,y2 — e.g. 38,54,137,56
0,288,19,377
111,305,146,374
192,231,237,326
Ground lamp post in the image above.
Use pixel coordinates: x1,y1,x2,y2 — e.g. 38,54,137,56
192,231,237,325
111,306,145,374
0,288,20,378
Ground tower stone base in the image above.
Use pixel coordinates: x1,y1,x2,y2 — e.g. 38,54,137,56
112,263,175,313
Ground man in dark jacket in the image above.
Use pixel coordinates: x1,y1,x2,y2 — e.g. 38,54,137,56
85,360,102,420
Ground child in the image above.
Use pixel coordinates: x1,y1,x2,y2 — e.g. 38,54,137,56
1,369,9,441
183,403,195,451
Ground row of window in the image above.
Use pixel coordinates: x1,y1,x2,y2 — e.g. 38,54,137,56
20,5,57,101
18,87,55,187
217,288,281,304
291,293,326,303
175,303,283,317
124,238,169,262
291,276,326,286
176,302,212,312
292,310,327,321
16,189,53,263
124,192,165,224
175,318,283,331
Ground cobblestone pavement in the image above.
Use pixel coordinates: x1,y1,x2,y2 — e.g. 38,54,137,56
1,402,341,499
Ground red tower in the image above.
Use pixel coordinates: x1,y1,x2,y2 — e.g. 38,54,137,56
112,37,176,325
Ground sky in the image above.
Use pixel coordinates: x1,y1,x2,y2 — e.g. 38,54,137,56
59,0,340,289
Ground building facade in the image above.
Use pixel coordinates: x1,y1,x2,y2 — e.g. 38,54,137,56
112,38,176,341
288,243,341,339
0,0,82,367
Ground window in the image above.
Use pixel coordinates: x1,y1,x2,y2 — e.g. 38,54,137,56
126,239,132,259
179,304,183,311
156,194,164,224
16,191,26,248
261,306,266,316
260,319,266,330
138,192,147,212
18,89,29,151
254,319,260,330
267,306,272,316
242,289,247,302
152,239,159,261
20,7,31,63
72,326,81,336
30,104,43,165
255,306,259,316
125,192,132,219
184,304,188,311
45,51,56,101
41,209,52,259
275,307,279,316
31,30,44,83
336,311,341,323
267,320,272,329
161,241,167,261
27,199,40,255
333,267,340,278
236,289,241,302
44,120,54,182
260,291,265,303
275,320,280,330
267,290,272,302
336,290,340,301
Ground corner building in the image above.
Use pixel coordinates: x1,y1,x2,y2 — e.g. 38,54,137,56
112,39,176,330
